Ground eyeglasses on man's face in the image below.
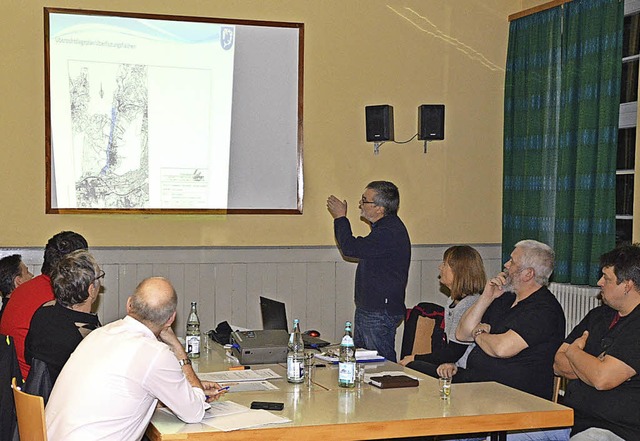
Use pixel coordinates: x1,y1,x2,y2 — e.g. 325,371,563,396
360,196,376,205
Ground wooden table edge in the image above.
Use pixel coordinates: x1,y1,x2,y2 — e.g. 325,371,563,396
146,407,573,440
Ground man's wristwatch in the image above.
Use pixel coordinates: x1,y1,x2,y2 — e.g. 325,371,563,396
178,358,192,367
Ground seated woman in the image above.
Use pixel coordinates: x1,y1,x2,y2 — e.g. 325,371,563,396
25,250,102,385
399,245,486,377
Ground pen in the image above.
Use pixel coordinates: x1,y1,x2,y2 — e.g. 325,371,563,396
228,365,251,370
206,386,230,400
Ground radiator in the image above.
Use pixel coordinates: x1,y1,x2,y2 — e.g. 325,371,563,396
549,282,601,336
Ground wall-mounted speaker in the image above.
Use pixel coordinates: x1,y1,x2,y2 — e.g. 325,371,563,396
418,104,445,140
365,105,394,142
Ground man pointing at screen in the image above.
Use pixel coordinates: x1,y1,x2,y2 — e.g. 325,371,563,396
327,181,411,362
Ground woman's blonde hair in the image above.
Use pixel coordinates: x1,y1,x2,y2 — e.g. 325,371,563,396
444,245,487,301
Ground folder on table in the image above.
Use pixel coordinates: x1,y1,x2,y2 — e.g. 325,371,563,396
369,374,419,389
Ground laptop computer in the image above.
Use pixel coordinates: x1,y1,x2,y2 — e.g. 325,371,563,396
259,296,331,348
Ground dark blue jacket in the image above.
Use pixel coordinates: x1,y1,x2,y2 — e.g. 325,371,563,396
334,214,411,316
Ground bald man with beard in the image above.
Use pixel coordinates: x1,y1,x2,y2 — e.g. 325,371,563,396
46,277,225,441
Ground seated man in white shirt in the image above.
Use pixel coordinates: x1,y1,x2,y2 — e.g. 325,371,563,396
46,277,224,441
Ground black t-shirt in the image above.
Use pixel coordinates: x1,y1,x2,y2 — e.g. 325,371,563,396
25,301,101,383
563,304,640,440
466,286,566,399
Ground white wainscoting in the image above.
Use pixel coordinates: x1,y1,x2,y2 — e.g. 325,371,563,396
1,244,502,347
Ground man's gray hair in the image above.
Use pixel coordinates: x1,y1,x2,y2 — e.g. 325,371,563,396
514,240,555,285
366,181,400,216
51,250,99,307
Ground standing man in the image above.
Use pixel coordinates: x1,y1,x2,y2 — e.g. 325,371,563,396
554,244,640,441
440,240,565,401
327,181,411,362
0,254,33,321
46,277,225,441
0,231,88,379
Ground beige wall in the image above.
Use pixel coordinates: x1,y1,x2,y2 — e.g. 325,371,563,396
1,1,527,247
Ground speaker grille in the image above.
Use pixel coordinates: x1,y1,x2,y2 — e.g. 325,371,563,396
365,105,394,142
418,104,445,140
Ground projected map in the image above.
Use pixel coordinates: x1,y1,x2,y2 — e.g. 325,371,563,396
48,14,236,210
70,63,149,208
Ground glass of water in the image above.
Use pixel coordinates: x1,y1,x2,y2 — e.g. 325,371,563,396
439,377,451,399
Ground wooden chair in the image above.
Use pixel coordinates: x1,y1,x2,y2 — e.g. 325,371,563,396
11,377,47,441
552,375,566,403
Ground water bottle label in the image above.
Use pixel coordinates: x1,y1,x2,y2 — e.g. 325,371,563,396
287,359,304,380
338,361,356,383
186,335,200,354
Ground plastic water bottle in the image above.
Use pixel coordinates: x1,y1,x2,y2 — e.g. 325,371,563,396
338,321,356,388
287,319,305,383
185,301,200,359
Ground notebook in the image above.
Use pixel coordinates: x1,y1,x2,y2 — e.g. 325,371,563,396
259,296,331,348
369,374,419,389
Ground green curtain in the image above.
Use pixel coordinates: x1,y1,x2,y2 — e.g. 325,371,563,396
503,0,623,285
503,7,563,255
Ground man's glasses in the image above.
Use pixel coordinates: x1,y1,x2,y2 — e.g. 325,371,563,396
360,196,376,205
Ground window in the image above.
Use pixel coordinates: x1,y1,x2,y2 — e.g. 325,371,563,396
617,1,640,244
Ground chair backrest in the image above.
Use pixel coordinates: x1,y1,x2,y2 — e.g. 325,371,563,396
23,359,53,406
552,376,566,403
401,302,445,359
412,316,436,355
11,377,47,441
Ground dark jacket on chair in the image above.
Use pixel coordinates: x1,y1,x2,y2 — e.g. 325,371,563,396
0,334,22,441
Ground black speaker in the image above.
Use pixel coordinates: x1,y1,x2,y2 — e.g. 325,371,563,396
418,104,445,140
365,105,394,142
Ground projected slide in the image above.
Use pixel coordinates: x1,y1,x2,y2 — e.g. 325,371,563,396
48,14,235,209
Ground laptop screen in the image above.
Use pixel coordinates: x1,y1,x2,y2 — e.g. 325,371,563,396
260,296,288,331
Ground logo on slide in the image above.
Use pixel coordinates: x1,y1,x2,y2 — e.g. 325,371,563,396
221,27,234,50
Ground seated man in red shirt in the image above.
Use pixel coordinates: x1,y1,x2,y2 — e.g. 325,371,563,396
0,231,88,379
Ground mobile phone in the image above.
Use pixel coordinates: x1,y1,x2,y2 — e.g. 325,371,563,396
250,401,284,411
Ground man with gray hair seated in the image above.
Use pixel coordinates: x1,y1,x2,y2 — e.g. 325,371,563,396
25,249,102,385
45,277,225,441
435,240,569,441
438,240,566,399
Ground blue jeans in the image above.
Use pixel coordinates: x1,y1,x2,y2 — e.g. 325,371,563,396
353,308,403,362
447,428,570,441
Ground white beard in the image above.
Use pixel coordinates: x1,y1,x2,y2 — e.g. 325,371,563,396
502,273,517,293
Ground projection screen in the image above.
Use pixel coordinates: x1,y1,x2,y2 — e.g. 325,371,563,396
45,8,304,214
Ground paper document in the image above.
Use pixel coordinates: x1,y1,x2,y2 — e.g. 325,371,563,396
315,348,385,364
204,401,251,419
220,381,279,393
199,368,281,383
203,409,291,431
157,401,248,420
